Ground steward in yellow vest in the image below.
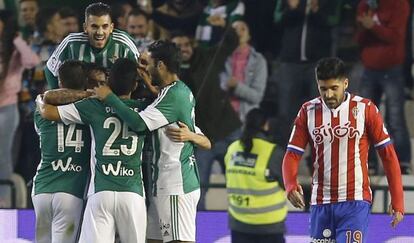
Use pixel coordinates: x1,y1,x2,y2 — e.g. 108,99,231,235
224,108,287,243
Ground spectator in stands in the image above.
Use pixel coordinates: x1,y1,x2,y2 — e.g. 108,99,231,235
148,0,204,40
196,0,245,48
112,1,133,31
126,8,153,52
15,7,63,182
59,7,79,37
273,0,340,142
220,20,267,122
0,10,40,207
224,108,287,243
171,27,242,210
19,0,39,41
356,0,412,174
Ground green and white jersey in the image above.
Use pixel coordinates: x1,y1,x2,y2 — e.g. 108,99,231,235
139,81,200,196
45,29,139,89
58,98,148,197
33,110,91,199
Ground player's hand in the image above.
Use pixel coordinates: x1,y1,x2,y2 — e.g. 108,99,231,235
94,83,113,100
388,204,404,228
137,65,151,84
165,121,192,142
287,184,305,209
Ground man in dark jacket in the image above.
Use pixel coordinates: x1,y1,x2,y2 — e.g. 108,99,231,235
171,27,242,210
273,0,340,139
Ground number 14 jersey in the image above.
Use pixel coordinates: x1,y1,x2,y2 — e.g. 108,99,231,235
33,111,91,199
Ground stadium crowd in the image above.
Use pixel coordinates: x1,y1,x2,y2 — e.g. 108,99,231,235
0,0,413,242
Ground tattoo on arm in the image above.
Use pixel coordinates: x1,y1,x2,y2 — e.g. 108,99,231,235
43,89,92,105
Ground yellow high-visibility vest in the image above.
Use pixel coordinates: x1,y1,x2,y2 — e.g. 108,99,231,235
224,138,287,225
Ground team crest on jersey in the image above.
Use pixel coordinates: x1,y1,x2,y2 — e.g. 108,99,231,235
108,55,119,63
352,106,359,119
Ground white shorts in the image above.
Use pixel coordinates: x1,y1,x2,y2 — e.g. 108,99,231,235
78,191,146,243
147,189,200,242
32,192,84,243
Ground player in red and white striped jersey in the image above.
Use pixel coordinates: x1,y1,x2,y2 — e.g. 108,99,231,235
282,57,404,242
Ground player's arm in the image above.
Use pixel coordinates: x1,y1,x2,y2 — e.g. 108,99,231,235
36,95,61,121
366,102,404,227
43,88,93,105
45,34,72,89
282,106,309,209
166,122,212,149
95,85,148,132
45,67,59,89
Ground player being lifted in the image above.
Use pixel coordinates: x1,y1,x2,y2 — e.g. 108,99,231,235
283,57,404,243
45,2,139,89
94,40,211,243
32,60,91,243
38,58,147,243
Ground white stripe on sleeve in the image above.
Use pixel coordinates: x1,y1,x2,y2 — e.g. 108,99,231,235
57,104,84,125
139,106,169,131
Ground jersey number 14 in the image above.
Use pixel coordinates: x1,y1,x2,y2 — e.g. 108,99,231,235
57,123,84,153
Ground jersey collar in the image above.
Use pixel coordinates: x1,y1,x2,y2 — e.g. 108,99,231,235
321,92,351,117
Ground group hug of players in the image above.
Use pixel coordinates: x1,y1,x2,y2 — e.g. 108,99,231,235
33,3,209,242
35,52,207,243
31,2,406,243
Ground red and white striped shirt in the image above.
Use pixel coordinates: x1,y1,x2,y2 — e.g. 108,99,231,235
283,93,403,210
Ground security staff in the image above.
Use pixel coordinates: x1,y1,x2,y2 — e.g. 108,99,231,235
224,108,287,243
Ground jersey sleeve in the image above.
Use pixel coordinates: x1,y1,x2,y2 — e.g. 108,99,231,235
139,88,180,131
57,104,84,125
194,125,203,135
366,102,392,149
44,68,59,89
57,99,93,125
114,31,140,62
45,36,71,88
125,45,139,62
283,106,308,193
286,105,309,155
104,93,148,132
365,102,404,212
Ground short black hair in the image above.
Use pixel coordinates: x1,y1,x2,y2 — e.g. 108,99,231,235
58,60,87,90
83,62,107,75
315,57,346,81
170,29,191,40
85,2,111,21
108,58,138,96
83,62,108,88
128,8,149,21
148,40,181,74
59,6,78,19
35,7,59,35
19,0,38,4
